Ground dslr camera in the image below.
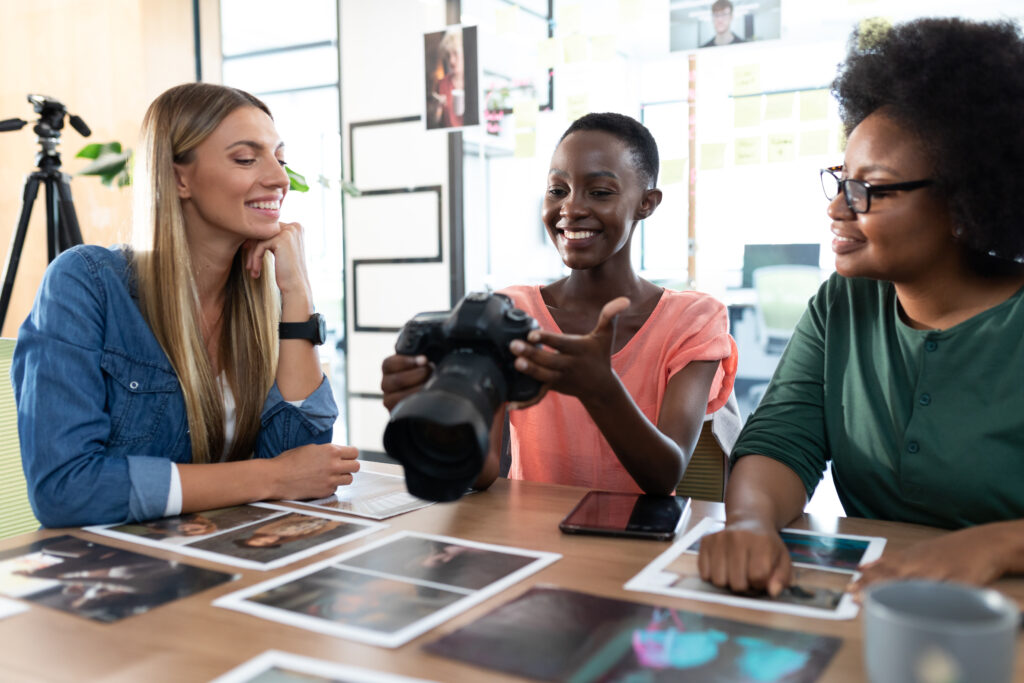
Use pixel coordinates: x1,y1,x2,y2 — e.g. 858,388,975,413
383,291,542,502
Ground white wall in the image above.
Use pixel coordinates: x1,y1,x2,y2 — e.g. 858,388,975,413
341,0,452,454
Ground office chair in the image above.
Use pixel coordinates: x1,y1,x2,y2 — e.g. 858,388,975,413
0,338,37,539
676,392,741,502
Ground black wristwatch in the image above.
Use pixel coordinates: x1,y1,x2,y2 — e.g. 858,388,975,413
279,313,327,345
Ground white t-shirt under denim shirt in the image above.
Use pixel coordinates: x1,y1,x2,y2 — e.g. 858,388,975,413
163,376,305,516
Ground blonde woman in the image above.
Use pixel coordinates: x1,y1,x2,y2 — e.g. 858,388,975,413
13,83,358,527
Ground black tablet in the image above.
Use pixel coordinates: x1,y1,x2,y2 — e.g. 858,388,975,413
558,491,689,541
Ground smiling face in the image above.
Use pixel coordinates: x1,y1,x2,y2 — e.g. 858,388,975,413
173,105,289,249
829,111,957,284
542,130,659,272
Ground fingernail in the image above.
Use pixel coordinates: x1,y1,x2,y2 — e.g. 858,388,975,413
510,340,524,353
528,331,540,343
515,358,528,371
415,355,427,365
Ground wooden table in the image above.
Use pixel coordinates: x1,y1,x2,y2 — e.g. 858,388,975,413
1,466,1022,682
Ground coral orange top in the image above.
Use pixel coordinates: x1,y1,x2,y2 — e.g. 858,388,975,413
500,285,738,493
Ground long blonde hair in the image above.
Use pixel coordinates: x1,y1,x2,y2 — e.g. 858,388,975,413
133,83,278,463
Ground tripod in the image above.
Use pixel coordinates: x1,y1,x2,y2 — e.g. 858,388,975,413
0,95,89,330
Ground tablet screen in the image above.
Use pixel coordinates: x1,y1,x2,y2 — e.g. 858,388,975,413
559,491,687,539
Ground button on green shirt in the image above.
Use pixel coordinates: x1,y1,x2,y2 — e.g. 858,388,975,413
732,273,1024,529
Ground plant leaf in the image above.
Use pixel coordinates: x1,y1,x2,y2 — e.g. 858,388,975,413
76,143,103,159
286,166,309,192
78,151,130,177
77,141,122,160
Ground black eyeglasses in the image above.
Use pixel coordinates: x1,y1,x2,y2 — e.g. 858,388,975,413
819,165,934,214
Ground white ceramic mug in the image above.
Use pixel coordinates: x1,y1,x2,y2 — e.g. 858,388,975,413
863,580,1020,683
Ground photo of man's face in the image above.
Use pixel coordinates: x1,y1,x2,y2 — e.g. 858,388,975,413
712,5,733,36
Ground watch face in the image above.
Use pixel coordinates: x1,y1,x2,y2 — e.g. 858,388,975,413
281,314,327,345
315,313,326,344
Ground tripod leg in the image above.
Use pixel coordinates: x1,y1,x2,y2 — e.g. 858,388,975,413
45,176,58,263
0,174,41,331
55,172,84,253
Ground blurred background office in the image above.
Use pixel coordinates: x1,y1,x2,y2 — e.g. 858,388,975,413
1,0,1021,461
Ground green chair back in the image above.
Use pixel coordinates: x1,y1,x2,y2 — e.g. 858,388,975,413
0,338,37,539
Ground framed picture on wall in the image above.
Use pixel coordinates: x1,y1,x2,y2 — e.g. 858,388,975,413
424,25,480,130
671,0,782,52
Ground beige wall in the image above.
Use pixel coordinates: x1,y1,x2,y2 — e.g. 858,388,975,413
0,0,219,337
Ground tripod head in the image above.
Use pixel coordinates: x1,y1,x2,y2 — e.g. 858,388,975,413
0,94,91,171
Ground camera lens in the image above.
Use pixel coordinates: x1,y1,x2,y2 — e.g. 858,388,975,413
384,352,507,502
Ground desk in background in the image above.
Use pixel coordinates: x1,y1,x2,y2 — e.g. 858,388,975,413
1,464,1021,682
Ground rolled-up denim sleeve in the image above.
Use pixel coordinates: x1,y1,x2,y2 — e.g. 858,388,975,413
255,375,338,459
11,248,172,527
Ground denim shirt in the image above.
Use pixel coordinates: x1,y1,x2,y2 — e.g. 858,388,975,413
12,245,338,527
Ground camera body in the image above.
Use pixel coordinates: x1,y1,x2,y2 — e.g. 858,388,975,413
394,291,541,403
384,292,542,502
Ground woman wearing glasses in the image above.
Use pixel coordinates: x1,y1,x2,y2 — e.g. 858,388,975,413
698,17,1024,595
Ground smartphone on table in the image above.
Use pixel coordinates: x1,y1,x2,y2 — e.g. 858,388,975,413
558,491,689,541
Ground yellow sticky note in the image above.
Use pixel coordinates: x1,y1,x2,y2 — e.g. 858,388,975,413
557,4,583,34
563,34,588,63
620,0,642,22
495,5,519,34
734,65,760,96
764,93,794,120
591,35,616,61
537,37,560,69
800,89,829,121
734,137,762,165
767,133,796,163
513,99,538,128
799,130,829,157
700,143,726,170
566,93,589,122
515,131,536,158
660,159,687,185
734,98,761,128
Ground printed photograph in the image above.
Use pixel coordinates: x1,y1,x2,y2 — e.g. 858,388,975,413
336,535,536,591
670,0,782,52
778,530,870,571
665,551,847,612
214,532,560,648
189,513,368,562
0,535,234,623
102,505,281,545
426,586,841,682
293,471,434,520
424,25,479,130
211,649,440,683
87,506,383,571
685,521,882,571
247,566,464,634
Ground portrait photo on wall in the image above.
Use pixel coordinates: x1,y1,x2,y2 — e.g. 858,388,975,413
424,24,479,130
670,0,782,51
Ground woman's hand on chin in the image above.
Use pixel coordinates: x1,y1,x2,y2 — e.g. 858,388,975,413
244,222,312,301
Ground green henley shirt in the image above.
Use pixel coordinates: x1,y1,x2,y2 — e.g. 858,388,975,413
732,273,1024,529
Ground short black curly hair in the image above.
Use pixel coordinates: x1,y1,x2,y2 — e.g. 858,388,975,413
832,18,1024,261
559,112,660,188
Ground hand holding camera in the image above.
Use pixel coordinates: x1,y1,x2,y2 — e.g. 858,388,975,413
381,292,542,502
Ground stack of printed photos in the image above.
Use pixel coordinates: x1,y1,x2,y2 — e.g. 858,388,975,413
86,503,383,571
215,530,559,648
